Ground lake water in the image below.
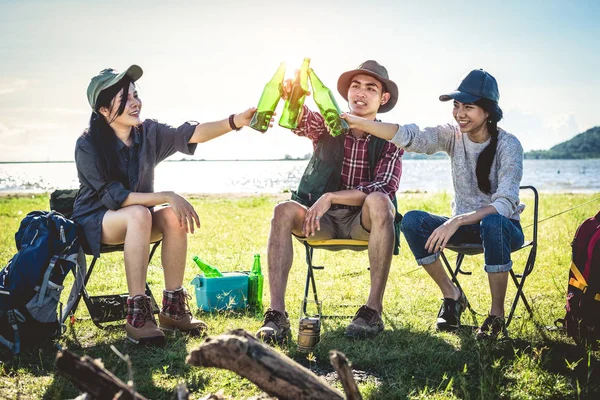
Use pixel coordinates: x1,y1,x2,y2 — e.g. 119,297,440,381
0,159,599,194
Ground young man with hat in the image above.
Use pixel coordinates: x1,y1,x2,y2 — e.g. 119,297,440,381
339,69,525,340
257,60,404,342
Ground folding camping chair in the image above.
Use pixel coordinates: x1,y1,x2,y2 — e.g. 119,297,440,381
299,239,369,318
439,185,539,329
50,189,161,328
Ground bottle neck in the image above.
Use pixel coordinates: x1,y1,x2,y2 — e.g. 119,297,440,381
253,258,261,273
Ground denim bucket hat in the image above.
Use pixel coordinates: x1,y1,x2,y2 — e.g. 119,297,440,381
439,69,499,103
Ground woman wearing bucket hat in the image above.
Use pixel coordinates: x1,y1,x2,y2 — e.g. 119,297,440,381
340,69,525,340
71,65,262,346
257,60,404,343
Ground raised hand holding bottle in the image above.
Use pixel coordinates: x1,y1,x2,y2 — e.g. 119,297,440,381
308,68,349,137
250,62,286,133
279,58,310,129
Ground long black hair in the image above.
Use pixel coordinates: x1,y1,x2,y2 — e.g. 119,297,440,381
83,77,132,181
474,98,503,194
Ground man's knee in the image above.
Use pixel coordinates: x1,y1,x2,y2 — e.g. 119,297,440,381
364,192,394,222
272,202,303,228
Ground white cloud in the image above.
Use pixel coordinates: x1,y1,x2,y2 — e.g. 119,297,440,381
0,120,76,162
0,79,28,95
0,122,25,138
502,108,582,151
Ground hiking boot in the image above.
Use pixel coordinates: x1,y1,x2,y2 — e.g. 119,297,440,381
159,287,207,336
476,314,507,340
125,294,165,346
436,290,467,331
256,308,290,344
345,305,384,339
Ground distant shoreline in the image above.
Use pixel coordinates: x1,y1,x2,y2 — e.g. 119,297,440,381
2,189,598,199
2,157,599,164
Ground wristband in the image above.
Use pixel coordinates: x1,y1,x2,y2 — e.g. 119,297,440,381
229,114,241,131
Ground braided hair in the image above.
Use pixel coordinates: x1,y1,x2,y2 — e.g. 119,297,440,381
474,98,503,194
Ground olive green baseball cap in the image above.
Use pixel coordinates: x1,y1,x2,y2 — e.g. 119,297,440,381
87,64,143,109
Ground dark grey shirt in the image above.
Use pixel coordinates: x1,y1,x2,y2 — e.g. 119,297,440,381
72,119,198,256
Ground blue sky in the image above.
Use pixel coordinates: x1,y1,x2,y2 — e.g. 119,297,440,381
0,0,598,161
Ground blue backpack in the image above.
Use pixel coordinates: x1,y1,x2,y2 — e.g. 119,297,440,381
0,211,81,355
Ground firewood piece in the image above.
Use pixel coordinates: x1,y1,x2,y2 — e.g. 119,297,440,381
187,329,343,400
176,382,190,400
329,350,362,400
55,349,147,400
198,390,227,400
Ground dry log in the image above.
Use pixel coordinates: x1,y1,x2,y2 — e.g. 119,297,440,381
176,382,190,400
199,390,227,400
187,329,344,400
329,351,362,400
55,349,147,400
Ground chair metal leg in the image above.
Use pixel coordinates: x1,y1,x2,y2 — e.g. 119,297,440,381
302,242,320,317
440,252,475,313
506,250,536,328
146,242,161,313
67,254,99,320
148,241,160,265
301,242,356,319
68,241,162,327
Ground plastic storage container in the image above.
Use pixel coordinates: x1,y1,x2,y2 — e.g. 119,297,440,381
190,272,248,312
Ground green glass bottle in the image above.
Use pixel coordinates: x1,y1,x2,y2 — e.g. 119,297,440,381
192,256,223,278
250,62,287,133
308,68,349,137
247,254,264,313
279,57,310,129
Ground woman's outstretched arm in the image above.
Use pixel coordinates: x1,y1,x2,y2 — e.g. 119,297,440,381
340,113,399,140
188,107,261,143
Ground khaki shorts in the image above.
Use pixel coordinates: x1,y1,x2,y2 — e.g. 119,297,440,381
295,205,370,241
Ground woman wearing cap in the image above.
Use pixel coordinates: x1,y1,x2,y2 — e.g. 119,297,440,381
72,65,262,346
340,69,524,339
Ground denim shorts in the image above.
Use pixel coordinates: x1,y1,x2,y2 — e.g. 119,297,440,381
400,210,524,273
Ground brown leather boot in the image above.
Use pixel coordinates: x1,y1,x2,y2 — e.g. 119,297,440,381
159,287,207,336
125,294,165,346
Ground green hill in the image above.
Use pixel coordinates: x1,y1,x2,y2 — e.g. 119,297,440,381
525,126,600,159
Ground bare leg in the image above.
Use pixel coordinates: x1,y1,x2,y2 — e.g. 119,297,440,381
422,258,461,300
488,272,508,317
150,206,188,291
360,193,396,313
267,201,307,313
102,206,152,297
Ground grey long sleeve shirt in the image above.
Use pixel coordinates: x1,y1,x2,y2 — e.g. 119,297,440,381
391,124,524,220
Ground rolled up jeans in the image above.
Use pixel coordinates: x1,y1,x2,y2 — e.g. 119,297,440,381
400,210,525,273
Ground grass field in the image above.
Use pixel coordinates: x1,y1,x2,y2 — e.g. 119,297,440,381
0,191,599,399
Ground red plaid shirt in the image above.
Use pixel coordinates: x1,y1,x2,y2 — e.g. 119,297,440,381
292,106,403,199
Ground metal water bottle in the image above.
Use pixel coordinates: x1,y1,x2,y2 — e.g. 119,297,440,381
297,316,321,352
